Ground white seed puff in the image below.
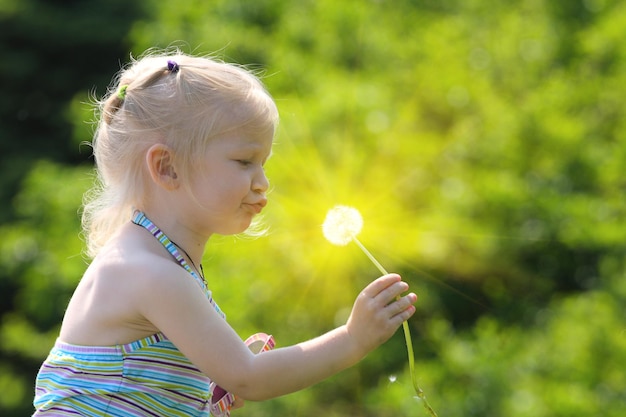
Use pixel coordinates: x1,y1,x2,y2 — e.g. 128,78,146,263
322,205,363,246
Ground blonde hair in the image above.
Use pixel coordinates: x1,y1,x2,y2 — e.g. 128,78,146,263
82,49,279,257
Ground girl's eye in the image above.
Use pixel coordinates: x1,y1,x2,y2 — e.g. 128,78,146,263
237,160,253,167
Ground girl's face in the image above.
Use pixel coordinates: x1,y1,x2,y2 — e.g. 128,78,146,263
184,130,273,236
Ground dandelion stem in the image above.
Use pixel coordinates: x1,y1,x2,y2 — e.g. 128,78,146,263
352,237,388,276
352,237,438,417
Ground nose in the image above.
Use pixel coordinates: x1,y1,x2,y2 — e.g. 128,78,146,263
252,167,269,193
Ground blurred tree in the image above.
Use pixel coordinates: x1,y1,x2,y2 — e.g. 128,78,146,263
0,0,145,223
2,0,625,415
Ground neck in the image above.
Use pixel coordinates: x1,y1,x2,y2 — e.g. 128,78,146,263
137,208,209,266
172,239,204,278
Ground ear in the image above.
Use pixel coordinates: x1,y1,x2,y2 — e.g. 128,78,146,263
146,144,180,190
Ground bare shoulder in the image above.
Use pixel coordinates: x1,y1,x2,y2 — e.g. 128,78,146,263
93,224,204,308
101,224,222,327
60,223,203,345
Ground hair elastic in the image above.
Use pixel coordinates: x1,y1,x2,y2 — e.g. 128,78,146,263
117,85,128,100
167,60,180,73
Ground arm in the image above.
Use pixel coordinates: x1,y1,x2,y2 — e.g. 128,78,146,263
237,272,417,400
139,265,416,401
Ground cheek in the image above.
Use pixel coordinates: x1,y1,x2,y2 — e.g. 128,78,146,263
201,178,245,205
188,164,249,205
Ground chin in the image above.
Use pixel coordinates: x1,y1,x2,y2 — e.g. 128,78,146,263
218,222,253,236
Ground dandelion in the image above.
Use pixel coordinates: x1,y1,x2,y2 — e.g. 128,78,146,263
322,205,388,276
322,205,363,246
322,205,438,417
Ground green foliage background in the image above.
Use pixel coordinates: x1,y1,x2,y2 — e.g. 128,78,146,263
1,0,625,416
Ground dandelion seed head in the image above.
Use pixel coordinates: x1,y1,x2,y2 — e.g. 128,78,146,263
322,205,363,246
388,375,397,383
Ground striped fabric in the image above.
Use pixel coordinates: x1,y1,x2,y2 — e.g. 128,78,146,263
33,211,226,416
34,334,212,416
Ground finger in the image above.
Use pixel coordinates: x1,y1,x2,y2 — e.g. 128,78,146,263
375,280,409,306
361,274,401,298
231,396,245,410
386,292,418,317
391,303,417,324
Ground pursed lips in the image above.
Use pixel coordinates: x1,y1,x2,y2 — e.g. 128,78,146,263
243,199,267,214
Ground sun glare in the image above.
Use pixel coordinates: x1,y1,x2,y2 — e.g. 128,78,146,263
322,205,363,246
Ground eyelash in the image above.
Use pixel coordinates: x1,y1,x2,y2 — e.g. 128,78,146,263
236,158,269,168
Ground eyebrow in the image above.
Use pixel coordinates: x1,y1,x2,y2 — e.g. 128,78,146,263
232,140,273,162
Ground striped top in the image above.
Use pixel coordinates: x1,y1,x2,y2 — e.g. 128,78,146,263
33,211,225,416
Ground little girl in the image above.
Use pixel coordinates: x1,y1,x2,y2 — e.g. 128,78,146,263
33,50,417,416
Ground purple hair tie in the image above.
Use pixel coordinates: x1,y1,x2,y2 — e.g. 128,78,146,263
167,60,180,73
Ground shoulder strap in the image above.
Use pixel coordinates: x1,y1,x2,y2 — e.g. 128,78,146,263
131,211,225,319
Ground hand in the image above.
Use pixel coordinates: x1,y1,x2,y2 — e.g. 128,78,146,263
231,396,245,411
346,274,417,355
